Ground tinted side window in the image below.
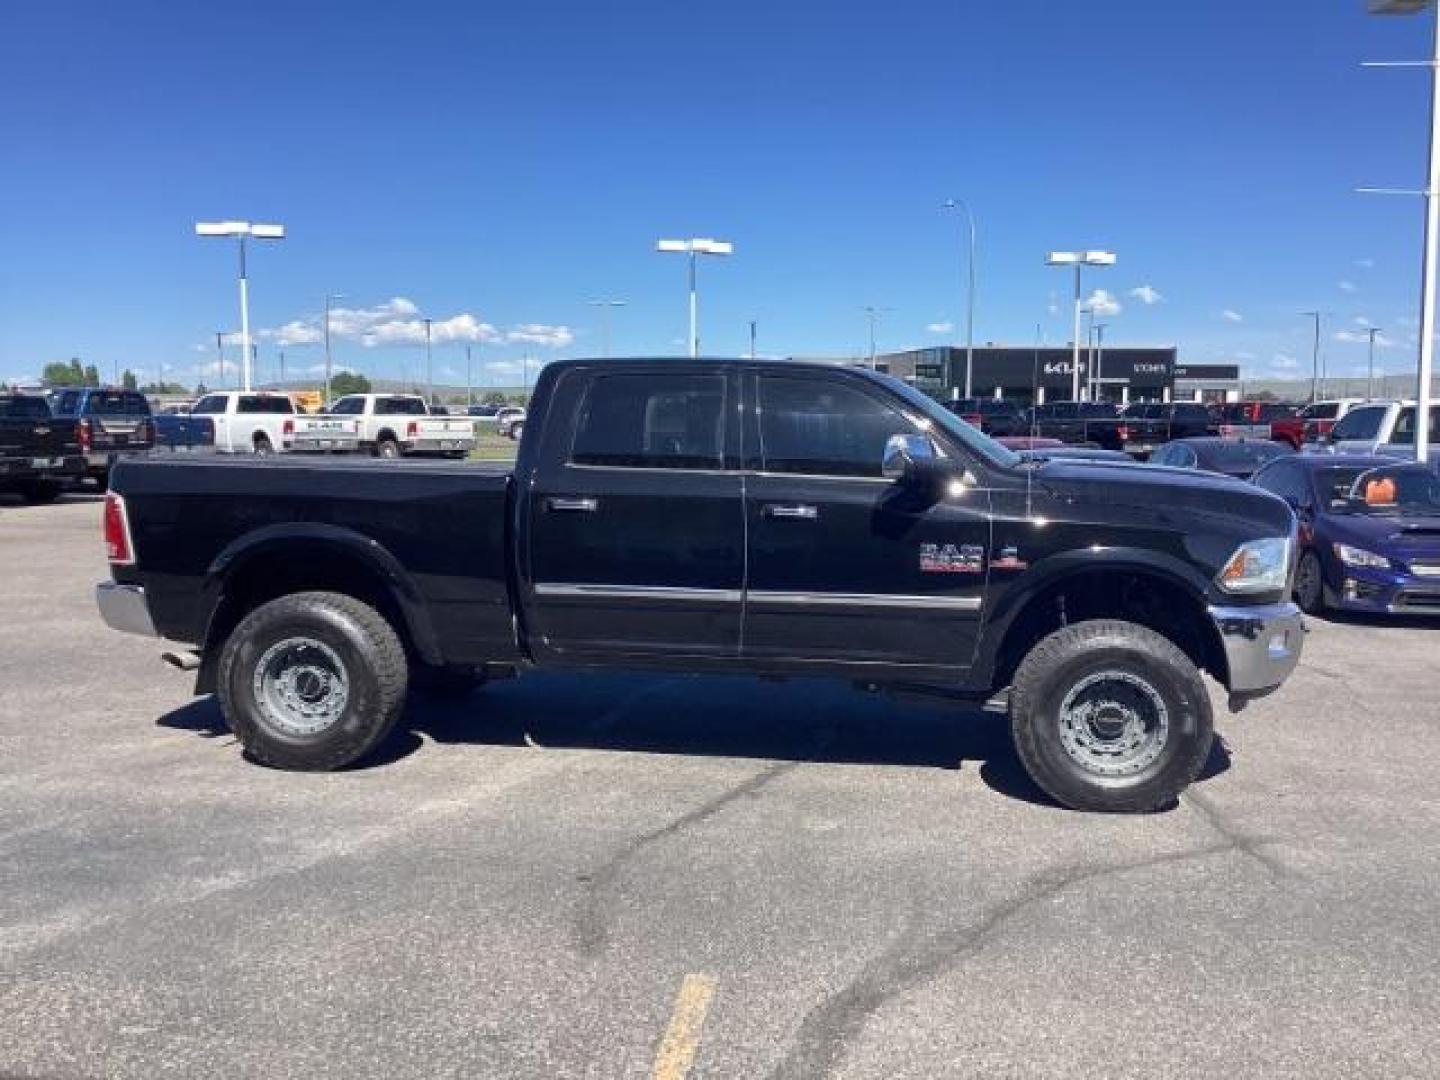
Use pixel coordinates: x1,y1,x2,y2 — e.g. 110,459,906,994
238,396,294,414
1331,406,1386,441
758,376,923,478
375,397,428,416
570,373,725,470
329,397,365,415
192,395,227,415
1390,406,1440,445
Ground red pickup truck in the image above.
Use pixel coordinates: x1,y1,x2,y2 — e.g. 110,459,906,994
1270,399,1364,449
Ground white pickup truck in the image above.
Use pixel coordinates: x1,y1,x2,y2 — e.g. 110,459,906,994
327,394,477,458
1321,400,1440,459
190,391,360,455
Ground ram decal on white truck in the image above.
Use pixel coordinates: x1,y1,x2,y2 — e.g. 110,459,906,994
189,392,360,455
328,394,477,458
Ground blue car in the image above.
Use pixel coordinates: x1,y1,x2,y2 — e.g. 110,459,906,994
1252,454,1440,616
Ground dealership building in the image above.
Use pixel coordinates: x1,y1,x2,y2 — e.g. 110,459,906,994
869,347,1241,405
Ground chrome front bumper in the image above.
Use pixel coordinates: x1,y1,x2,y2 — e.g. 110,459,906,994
96,582,158,638
1208,601,1304,696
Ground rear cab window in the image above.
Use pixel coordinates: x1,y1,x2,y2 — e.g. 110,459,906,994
0,396,52,419
570,373,726,470
82,391,151,417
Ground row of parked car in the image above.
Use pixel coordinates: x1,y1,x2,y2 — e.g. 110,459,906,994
0,387,517,503
947,395,1440,460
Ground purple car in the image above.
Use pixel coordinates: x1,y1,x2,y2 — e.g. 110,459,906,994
1252,454,1440,616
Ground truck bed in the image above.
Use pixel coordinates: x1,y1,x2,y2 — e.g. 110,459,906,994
111,454,519,665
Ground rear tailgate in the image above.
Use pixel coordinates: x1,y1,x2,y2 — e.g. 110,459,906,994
290,415,361,451
409,417,478,450
0,416,81,472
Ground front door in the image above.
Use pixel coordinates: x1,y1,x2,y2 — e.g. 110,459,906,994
524,367,744,659
742,371,992,672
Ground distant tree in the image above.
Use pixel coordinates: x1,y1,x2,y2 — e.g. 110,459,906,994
121,369,138,391
69,358,85,384
328,371,372,397
42,361,81,386
195,381,209,395
83,364,101,387
482,390,508,406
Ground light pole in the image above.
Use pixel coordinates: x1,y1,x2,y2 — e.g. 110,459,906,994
323,294,345,400
587,299,627,357
422,317,434,407
466,344,474,408
194,221,285,392
1302,311,1323,402
863,306,893,370
749,319,757,360
1367,326,1384,398
1365,0,1439,460
1046,250,1116,401
942,198,978,399
656,238,733,357
214,331,225,389
1093,323,1108,402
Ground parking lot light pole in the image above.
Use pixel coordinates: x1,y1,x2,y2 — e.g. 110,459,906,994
214,331,225,389
423,317,434,408
1046,250,1116,401
656,238,733,358
323,294,345,401
194,221,285,393
1366,0,1439,461
1302,311,1323,402
1367,326,1384,398
587,299,627,358
942,199,978,399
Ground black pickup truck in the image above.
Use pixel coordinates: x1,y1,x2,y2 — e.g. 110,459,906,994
0,394,84,503
96,358,1304,812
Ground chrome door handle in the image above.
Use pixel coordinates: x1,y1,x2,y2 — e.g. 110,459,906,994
546,496,599,513
763,503,818,520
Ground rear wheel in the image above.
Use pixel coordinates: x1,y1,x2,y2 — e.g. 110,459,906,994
1294,549,1326,615
217,591,409,770
19,481,61,504
253,435,274,457
1009,619,1213,813
508,421,524,442
376,438,401,459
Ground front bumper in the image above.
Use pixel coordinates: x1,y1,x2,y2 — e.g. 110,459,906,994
96,582,158,638
1208,601,1304,696
1327,566,1440,616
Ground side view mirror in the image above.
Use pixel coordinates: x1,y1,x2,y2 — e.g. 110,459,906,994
882,433,938,481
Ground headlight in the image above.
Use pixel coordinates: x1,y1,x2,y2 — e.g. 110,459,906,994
1218,536,1291,594
1333,543,1391,570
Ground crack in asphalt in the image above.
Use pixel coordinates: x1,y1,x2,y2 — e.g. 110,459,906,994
574,760,798,956
1182,786,1291,883
574,714,838,957
763,841,1241,1080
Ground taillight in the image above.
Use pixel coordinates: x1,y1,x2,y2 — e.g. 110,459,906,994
1117,424,1131,442
407,421,419,438
138,419,155,445
1219,424,1238,437
103,491,135,565
78,417,93,453
283,418,295,436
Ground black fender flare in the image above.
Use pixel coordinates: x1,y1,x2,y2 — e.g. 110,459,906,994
972,545,1222,688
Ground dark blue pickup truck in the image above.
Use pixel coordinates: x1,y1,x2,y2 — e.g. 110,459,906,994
48,388,156,486
94,358,1305,812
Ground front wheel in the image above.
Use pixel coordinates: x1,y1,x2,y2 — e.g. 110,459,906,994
1009,619,1213,813
1293,549,1326,615
217,591,409,770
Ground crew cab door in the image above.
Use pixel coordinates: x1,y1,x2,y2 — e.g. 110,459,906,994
522,367,744,658
190,394,233,451
741,370,991,672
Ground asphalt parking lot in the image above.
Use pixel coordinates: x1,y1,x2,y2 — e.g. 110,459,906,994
3,496,1440,1080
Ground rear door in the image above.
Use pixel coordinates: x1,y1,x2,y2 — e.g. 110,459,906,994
1329,404,1388,454
190,394,233,450
741,369,991,671
523,366,744,658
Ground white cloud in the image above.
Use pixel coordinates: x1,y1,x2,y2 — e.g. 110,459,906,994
1084,289,1122,317
1334,329,1394,346
925,321,954,334
1128,285,1164,305
1338,280,1358,294
1270,353,1300,371
1235,351,1256,361
247,297,572,352
1221,309,1244,323
1355,258,1375,270
1354,315,1373,327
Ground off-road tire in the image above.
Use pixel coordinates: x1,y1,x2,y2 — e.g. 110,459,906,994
1009,619,1214,813
218,591,408,770
253,435,274,457
376,438,400,459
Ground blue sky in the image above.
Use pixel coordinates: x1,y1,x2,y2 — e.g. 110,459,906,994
1,0,1436,388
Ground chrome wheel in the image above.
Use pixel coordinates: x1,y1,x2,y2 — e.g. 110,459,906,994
1057,669,1169,778
252,637,350,737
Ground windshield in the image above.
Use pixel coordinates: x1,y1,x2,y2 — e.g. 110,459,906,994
873,373,1021,468
1345,466,1440,516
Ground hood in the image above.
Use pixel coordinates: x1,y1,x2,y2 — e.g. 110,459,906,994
1034,460,1295,537
1325,511,1440,555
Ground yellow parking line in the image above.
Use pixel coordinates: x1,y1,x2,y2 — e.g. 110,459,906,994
651,973,717,1080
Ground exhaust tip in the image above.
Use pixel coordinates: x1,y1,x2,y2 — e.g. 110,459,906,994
161,650,201,672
